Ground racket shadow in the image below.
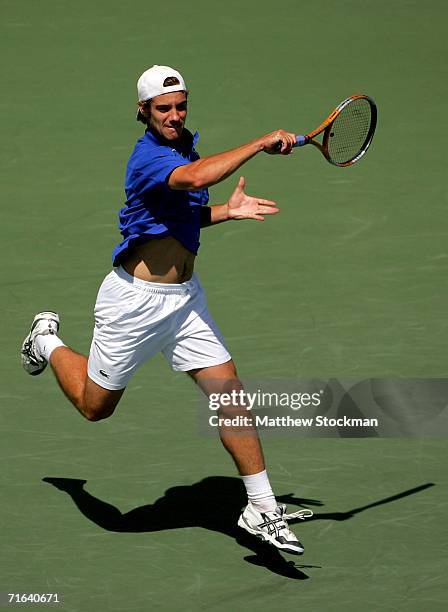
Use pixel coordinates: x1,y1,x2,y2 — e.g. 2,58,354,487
41,476,434,580
283,482,435,523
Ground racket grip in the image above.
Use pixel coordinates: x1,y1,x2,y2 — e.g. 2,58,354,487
293,135,307,147
273,135,307,152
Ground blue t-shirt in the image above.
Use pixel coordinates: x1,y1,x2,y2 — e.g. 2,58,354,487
112,128,209,266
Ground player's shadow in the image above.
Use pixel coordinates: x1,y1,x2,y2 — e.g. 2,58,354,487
42,476,434,581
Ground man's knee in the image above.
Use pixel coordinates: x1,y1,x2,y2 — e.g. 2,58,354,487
221,376,244,397
84,403,117,422
83,380,125,421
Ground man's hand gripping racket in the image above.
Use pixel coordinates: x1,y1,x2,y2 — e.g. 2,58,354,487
273,94,377,167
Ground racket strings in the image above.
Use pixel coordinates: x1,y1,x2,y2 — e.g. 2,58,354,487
327,99,372,164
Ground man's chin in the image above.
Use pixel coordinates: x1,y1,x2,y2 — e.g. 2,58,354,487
164,128,183,141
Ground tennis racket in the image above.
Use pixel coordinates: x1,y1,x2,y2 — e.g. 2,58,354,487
277,94,377,167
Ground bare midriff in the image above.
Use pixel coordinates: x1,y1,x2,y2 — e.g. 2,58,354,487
121,236,196,284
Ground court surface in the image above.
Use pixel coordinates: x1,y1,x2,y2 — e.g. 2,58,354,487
2,1,447,610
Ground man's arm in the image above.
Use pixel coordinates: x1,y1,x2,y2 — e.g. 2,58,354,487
169,130,296,191
200,176,279,227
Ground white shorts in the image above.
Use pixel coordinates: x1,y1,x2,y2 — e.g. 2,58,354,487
87,266,231,390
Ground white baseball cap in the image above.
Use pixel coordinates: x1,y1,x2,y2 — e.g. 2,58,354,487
137,65,187,102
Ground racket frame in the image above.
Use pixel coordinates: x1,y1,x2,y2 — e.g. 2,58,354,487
296,94,377,167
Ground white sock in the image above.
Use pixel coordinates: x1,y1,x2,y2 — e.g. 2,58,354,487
35,334,65,362
241,469,277,512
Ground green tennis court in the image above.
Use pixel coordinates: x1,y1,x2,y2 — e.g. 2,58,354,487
2,1,447,610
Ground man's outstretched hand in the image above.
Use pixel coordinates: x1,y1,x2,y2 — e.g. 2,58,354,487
227,177,279,221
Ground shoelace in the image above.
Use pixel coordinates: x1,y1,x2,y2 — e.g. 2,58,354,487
281,506,314,521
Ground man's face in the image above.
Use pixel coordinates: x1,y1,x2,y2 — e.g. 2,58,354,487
145,91,188,142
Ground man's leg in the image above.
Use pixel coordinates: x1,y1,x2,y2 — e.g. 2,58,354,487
189,359,277,511
188,359,311,555
50,347,124,421
21,311,124,421
188,359,265,476
189,358,275,509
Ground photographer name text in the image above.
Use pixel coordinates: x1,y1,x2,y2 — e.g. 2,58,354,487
209,415,378,428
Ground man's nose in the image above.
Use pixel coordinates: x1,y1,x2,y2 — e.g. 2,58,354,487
169,108,180,123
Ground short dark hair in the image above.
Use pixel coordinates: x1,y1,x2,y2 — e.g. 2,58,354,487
137,100,152,124
163,76,180,87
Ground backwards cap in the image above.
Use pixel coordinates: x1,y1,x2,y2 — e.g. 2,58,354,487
137,65,187,102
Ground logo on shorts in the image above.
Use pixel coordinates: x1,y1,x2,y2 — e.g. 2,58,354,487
99,369,110,378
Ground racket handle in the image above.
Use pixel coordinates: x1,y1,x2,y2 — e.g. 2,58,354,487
273,134,308,152
294,135,307,147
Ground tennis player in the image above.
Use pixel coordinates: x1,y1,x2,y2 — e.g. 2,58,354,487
21,65,312,555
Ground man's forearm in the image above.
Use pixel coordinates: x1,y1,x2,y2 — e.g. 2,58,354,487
170,139,263,191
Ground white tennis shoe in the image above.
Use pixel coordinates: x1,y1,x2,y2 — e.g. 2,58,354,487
238,502,313,555
21,311,60,376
